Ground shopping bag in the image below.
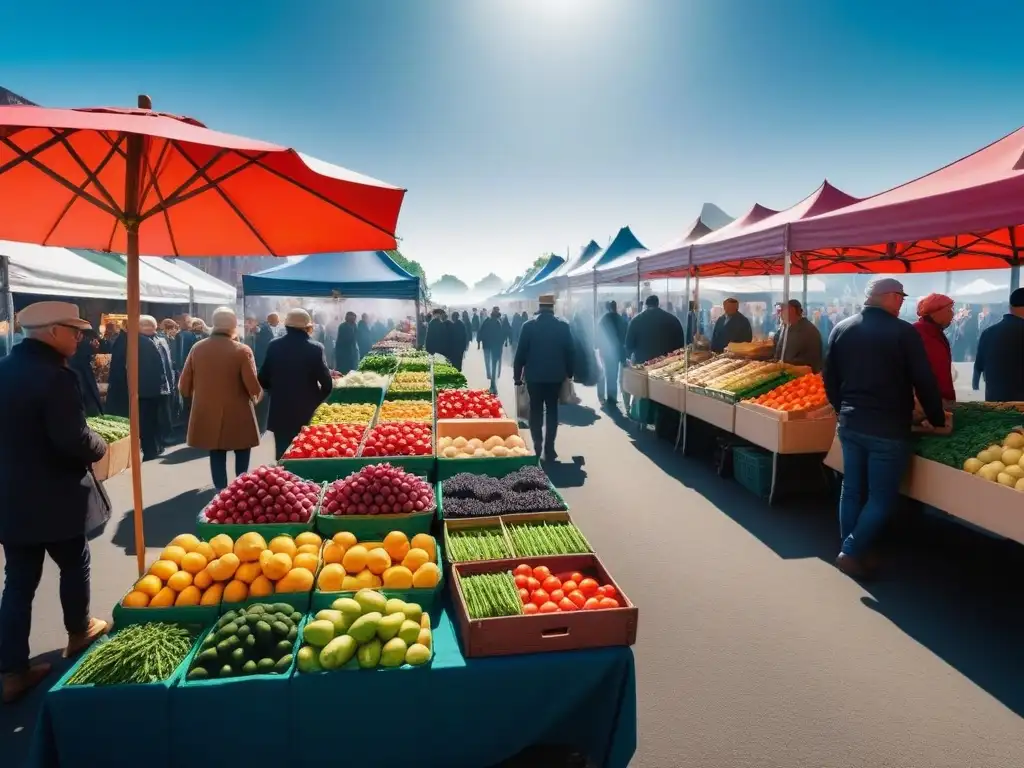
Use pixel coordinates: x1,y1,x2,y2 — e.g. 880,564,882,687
559,378,579,405
515,383,530,422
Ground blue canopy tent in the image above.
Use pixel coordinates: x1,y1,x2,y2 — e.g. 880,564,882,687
567,226,646,290
520,240,601,298
516,254,565,297
242,250,420,300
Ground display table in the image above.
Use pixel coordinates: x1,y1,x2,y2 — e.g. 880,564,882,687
685,390,735,433
734,403,835,455
27,607,637,768
647,378,685,411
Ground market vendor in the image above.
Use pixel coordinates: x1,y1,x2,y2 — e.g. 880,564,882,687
972,288,1024,402
624,295,685,365
913,293,956,402
773,300,823,372
710,297,753,353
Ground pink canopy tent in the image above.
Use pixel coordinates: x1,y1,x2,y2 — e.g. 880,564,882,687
639,205,734,278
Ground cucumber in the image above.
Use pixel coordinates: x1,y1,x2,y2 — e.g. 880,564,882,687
187,667,208,681
219,664,234,678
257,657,275,673
242,660,258,675
274,654,293,673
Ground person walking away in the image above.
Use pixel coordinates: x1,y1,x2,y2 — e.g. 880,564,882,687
253,313,279,368
356,314,372,360
334,312,360,374
425,309,448,358
973,288,1024,402
824,278,945,579
500,314,512,369
478,307,506,393
513,294,575,462
0,302,110,703
913,294,957,403
371,317,387,346
510,312,524,354
625,295,685,367
461,311,471,351
258,309,333,459
69,331,104,417
179,307,262,489
471,308,480,344
597,300,628,408
190,318,210,339
137,316,173,461
710,298,753,353
152,321,177,449
773,300,823,372
448,312,467,371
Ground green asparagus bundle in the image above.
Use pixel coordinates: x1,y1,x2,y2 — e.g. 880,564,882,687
447,527,512,562
459,571,523,619
506,521,592,557
66,623,198,686
87,416,132,443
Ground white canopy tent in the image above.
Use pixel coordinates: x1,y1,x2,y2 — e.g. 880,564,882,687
2,240,129,299
143,257,236,306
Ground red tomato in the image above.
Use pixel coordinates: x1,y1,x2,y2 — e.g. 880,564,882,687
513,564,532,577
539,601,560,613
558,597,578,612
522,602,538,614
514,574,528,589
526,577,541,592
532,566,552,581
561,579,578,593
549,589,565,603
519,588,530,604
600,584,617,598
583,597,602,610
541,575,562,592
567,590,587,608
578,578,599,596
569,572,584,584
531,589,549,607
598,597,620,609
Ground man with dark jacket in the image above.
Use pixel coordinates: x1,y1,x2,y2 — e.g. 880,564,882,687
173,313,198,371
334,312,360,374
70,333,104,417
513,295,575,461
425,309,448,358
253,312,280,368
624,295,685,366
511,312,525,353
258,309,333,459
824,278,945,579
470,309,481,344
137,316,174,460
478,307,506,393
356,314,372,360
973,288,1024,402
0,302,110,703
448,313,467,371
773,300,823,372
710,298,753,353
597,300,628,407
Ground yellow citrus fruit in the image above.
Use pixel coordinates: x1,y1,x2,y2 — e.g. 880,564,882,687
383,531,410,562
234,532,267,562
160,545,186,565
333,531,357,549
181,552,208,574
275,567,314,593
360,541,384,552
296,543,321,556
317,563,345,591
222,579,248,603
412,562,440,588
322,541,345,564
262,552,292,581
249,575,274,597
149,586,176,607
148,560,179,582
122,590,150,608
410,534,436,562
193,541,215,562
193,569,213,590
200,582,224,605
234,561,262,584
168,533,200,552
417,628,432,649
208,533,234,557
401,548,430,572
174,586,202,606
293,553,319,573
382,565,413,589
353,569,377,589
166,570,193,592
294,531,322,548
135,574,163,597
342,545,368,574
341,575,361,590
268,535,297,558
207,552,240,582
366,548,391,575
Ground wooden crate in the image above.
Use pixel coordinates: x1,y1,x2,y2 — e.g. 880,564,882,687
452,554,638,658
648,378,685,411
734,403,836,454
621,367,649,399
686,389,735,433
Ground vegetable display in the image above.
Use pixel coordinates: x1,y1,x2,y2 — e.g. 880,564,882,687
459,571,523,619
506,521,591,556
309,402,377,425
358,354,399,374
361,422,433,457
396,357,431,372
446,527,512,562
513,564,621,614
318,530,441,591
67,622,198,685
187,604,301,680
379,400,433,422
87,415,131,443
332,370,389,389
960,429,1024,491
122,532,238,608
436,388,504,419
283,423,366,459
746,373,828,412
437,434,531,458
200,466,322,525
441,466,567,517
915,403,1024,472
297,589,432,671
321,463,435,516
432,362,467,390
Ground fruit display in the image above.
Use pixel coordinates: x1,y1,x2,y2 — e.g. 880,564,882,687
318,531,441,591
513,564,621,614
309,402,377,425
437,434,530,459
332,370,389,389
321,464,435,517
647,358,688,380
641,348,687,369
446,526,512,562
433,361,467,390
358,354,399,374
378,399,433,423
698,360,784,394
459,571,523,618
960,428,1024,491
87,415,131,443
747,373,829,413
296,589,432,671
441,466,567,517
66,623,199,685
121,532,237,608
680,356,749,386
916,402,1024,471
505,520,592,556
360,422,433,457
200,466,322,525
210,531,321,604
387,371,431,393
436,388,504,418
186,604,301,680
282,423,366,459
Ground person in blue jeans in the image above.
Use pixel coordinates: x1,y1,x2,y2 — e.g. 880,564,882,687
824,278,946,578
477,307,506,394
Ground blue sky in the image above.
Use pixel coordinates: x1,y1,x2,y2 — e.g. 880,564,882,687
4,0,1024,286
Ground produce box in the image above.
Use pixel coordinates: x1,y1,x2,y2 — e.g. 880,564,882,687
686,389,735,433
621,366,649,399
384,388,433,401
437,467,569,520
327,385,386,405
734,402,836,454
46,623,204,768
314,469,437,539
444,517,514,564
219,589,311,614
112,587,219,627
194,483,326,541
647,377,685,412
92,435,131,482
452,554,638,658
435,418,538,480
731,446,774,499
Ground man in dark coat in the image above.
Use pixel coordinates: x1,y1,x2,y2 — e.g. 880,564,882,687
334,311,360,374
510,312,525,354
425,309,448,358
258,308,333,459
513,295,575,461
597,300,628,407
448,313,467,371
0,302,110,702
69,333,104,417
356,314,372,360
371,318,387,345
137,316,173,460
625,295,686,366
253,312,280,368
173,313,198,371
470,308,481,343
478,307,506,393
973,288,1024,402
710,298,753,353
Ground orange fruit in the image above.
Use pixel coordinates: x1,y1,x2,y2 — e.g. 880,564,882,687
194,541,216,563
193,569,213,590
401,548,430,572
222,579,248,603
233,532,267,562
200,582,224,605
411,562,440,588
383,531,410,562
410,534,436,562
322,541,345,564
135,574,163,597
269,536,297,558
317,563,345,591
174,586,202,606
342,545,368,574
382,565,413,589
208,533,234,557
295,531,322,548
167,570,193,592
333,531,357,549
148,560,178,582
149,586,176,607
365,548,391,575
261,552,292,581
275,567,314,593
168,533,200,553
249,575,274,597
293,552,318,572
234,561,262,584
296,543,321,556
160,545,186,565
181,552,208,574
122,590,150,608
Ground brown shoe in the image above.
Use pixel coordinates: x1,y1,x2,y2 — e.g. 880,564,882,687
2,662,52,704
64,617,108,658
835,553,873,580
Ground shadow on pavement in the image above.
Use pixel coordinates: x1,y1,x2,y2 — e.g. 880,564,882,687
157,445,207,465
543,457,588,489
110,487,215,555
0,647,69,765
558,404,599,427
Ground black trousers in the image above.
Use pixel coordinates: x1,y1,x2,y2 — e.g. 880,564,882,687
274,429,300,461
526,382,561,455
139,396,162,459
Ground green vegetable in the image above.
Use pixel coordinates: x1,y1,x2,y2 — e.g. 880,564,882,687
459,571,523,619
447,527,512,562
66,622,197,686
433,361,467,390
506,520,592,557
914,402,1024,468
86,416,132,443
358,354,399,374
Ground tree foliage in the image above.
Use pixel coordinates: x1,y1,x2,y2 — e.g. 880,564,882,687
473,273,505,293
429,274,470,295
385,249,425,280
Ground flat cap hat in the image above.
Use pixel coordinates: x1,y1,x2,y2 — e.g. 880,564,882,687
17,301,91,330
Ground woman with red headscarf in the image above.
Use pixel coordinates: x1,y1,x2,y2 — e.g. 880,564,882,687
913,293,956,402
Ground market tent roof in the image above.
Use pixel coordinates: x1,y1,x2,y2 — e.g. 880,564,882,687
2,240,128,300
75,250,192,302
143,258,236,305
697,275,828,295
594,231,650,285
790,126,1024,273
638,203,735,278
567,226,646,288
518,254,569,297
242,250,419,299
522,240,602,296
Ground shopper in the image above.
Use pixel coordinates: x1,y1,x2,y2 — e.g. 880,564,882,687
334,311,360,374
356,313,372,360
253,313,279,368
597,300,628,407
773,300,823,372
135,316,173,461
447,312,467,371
625,295,686,366
425,309,448,358
824,278,945,579
478,306,506,393
258,308,333,459
710,297,753,353
69,331,104,417
470,308,481,344
913,293,956,402
178,307,262,489
972,288,1024,402
513,294,575,461
0,301,110,703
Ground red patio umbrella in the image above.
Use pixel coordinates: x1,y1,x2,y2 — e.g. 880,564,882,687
0,95,406,573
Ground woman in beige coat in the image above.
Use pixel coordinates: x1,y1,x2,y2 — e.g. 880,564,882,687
179,307,262,489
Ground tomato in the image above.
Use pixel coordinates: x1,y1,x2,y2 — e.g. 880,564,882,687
532,566,552,581
567,590,586,608
561,579,578,593
522,602,538,614
513,563,532,577
526,577,541,592
541,575,561,592
549,589,565,603
558,597,578,612
514,573,529,588
598,597,620,609
569,572,584,585
578,578,599,596
518,588,530,604
583,597,601,610
598,584,617,598
531,589,549,607
539,601,560,613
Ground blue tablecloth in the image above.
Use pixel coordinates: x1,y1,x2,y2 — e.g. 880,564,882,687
27,608,637,768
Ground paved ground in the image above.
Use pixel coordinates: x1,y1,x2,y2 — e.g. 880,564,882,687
3,345,1024,767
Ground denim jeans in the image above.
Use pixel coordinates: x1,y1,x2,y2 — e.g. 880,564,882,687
210,448,252,490
837,427,911,557
600,352,619,403
0,536,90,673
526,382,561,455
484,348,502,388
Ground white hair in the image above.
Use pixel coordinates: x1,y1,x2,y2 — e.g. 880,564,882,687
138,315,157,329
212,306,238,333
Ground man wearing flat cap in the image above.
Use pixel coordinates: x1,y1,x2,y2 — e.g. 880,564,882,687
0,302,110,702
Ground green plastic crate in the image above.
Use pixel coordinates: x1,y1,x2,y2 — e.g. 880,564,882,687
326,386,386,405
384,389,433,401
315,508,435,539
112,586,219,628
732,446,774,499
285,455,435,482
